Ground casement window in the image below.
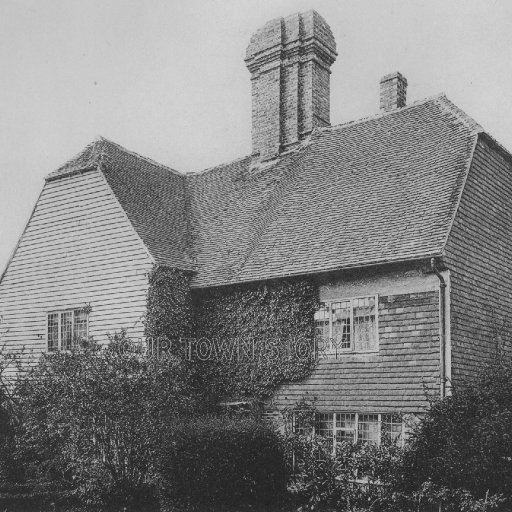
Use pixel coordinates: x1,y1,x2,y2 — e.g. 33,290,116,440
47,309,89,352
314,295,378,355
310,412,404,450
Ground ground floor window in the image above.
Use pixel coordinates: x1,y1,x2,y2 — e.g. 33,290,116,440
47,309,89,351
307,412,404,450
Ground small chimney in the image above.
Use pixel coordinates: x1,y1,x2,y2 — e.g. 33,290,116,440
379,72,407,112
245,11,337,162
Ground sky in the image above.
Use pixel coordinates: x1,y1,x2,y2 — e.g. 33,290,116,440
1,0,512,272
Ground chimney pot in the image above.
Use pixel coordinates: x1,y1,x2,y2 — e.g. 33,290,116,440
380,72,408,112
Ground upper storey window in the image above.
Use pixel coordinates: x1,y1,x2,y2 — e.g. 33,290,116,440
47,309,89,351
314,296,378,356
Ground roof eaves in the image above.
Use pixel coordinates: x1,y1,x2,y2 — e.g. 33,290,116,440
45,165,98,183
190,252,444,289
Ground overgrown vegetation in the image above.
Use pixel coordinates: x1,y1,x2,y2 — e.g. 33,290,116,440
1,334,220,510
1,343,512,511
282,400,406,512
145,266,194,352
192,277,319,398
3,266,512,511
158,415,286,511
400,357,512,511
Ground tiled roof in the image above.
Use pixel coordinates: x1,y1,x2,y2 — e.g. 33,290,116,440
188,94,480,287
46,94,483,287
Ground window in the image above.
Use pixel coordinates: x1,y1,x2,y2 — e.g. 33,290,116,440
336,413,356,443
304,412,404,452
315,296,378,356
47,309,89,351
358,414,380,444
381,414,403,443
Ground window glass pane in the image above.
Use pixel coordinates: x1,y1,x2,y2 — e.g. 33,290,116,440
358,414,379,444
335,413,356,443
315,413,333,457
293,412,313,435
314,303,330,356
61,311,73,351
47,313,59,352
315,413,333,438
332,300,351,350
353,296,377,351
74,310,88,344
314,304,329,338
382,414,402,444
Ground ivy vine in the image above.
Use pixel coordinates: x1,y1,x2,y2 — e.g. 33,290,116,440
145,266,319,399
145,266,194,354
192,277,319,399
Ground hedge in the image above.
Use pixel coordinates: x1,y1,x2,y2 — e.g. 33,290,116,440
158,415,287,510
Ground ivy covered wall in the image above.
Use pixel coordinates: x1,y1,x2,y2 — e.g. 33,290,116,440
145,266,194,353
145,267,319,399
192,278,319,399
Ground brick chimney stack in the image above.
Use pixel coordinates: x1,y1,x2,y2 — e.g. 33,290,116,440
379,72,408,112
245,11,337,162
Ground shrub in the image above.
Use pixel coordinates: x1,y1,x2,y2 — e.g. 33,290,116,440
0,480,78,512
282,400,406,512
401,358,512,510
285,433,405,512
157,415,287,510
14,334,220,510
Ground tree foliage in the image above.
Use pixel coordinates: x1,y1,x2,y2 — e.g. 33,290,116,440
13,333,219,509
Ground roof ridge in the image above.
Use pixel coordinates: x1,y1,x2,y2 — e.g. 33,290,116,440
46,136,184,181
185,93,485,179
96,137,184,177
188,154,252,176
316,93,449,136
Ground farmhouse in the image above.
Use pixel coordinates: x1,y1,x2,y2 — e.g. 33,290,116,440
2,10,512,444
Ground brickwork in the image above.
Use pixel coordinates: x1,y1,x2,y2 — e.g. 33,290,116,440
380,72,407,112
444,135,512,389
245,11,337,161
274,290,440,414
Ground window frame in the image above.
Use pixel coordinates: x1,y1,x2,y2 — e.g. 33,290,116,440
315,294,379,356
309,412,405,453
46,308,89,352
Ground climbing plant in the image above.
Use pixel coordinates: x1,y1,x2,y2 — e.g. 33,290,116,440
192,277,319,398
145,267,319,399
144,266,194,354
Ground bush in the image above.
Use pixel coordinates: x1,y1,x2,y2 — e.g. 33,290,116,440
0,480,79,512
158,415,287,510
13,334,220,510
401,358,512,510
285,433,405,512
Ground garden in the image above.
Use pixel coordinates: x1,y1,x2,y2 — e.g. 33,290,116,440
1,330,512,512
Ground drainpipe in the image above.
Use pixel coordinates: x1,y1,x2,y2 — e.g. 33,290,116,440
431,258,446,399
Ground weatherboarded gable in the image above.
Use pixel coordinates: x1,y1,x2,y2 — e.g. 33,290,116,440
0,168,153,369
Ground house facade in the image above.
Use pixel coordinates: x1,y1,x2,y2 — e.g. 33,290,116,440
2,10,512,444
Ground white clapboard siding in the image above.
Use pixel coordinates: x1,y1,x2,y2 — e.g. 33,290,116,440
0,169,154,370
